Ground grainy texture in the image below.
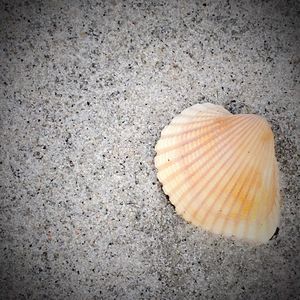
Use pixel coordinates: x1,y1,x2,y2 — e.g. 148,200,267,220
0,0,299,299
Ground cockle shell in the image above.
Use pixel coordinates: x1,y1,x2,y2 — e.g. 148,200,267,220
155,103,280,244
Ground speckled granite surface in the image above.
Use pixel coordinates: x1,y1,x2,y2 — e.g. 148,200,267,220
0,0,299,299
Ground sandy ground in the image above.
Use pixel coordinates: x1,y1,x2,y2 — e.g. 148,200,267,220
0,0,299,299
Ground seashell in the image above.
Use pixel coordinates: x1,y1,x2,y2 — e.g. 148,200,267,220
155,103,280,244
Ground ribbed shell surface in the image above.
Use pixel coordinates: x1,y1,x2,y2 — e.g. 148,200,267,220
155,103,280,244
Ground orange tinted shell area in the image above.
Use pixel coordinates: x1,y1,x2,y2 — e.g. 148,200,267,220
155,103,280,244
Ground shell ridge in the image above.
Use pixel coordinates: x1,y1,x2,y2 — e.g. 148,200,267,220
223,138,267,240
158,116,256,196
186,118,263,220
157,119,239,155
157,122,223,153
228,138,267,219
263,150,278,217
174,114,254,142
241,129,273,223
166,115,257,201
160,117,228,140
163,113,252,138
249,142,277,241
201,124,267,234
236,125,279,242
245,135,277,241
175,117,261,214
157,117,254,193
156,115,252,172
